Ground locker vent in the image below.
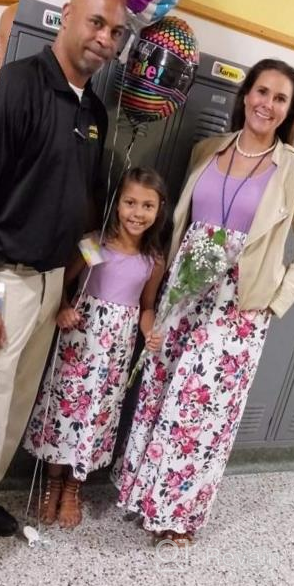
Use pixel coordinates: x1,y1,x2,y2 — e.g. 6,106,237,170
194,108,229,142
237,405,265,438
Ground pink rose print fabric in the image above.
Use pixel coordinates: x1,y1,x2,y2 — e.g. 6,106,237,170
114,222,271,535
24,294,139,481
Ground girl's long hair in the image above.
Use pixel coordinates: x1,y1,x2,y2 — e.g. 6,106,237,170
231,58,294,144
106,167,168,258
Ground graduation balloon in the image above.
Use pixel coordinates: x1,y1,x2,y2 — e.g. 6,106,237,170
127,0,179,28
117,17,200,127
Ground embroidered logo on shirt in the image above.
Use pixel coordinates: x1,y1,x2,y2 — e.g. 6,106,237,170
88,125,99,140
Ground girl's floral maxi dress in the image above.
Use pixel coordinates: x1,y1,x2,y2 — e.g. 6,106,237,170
24,249,154,481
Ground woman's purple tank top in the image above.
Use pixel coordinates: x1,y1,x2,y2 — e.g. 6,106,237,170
191,156,276,233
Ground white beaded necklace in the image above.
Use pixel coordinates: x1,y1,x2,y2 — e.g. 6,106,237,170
236,130,277,158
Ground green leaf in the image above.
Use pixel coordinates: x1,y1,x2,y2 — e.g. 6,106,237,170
212,229,226,246
178,254,193,283
178,264,190,285
169,287,184,305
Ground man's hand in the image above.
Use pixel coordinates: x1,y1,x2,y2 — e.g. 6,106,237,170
0,313,7,348
56,307,82,330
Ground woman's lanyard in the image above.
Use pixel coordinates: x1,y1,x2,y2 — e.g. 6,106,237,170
221,147,269,227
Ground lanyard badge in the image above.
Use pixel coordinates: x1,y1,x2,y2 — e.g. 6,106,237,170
78,232,105,267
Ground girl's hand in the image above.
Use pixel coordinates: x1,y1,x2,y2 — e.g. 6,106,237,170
145,330,164,352
56,307,82,330
0,313,7,348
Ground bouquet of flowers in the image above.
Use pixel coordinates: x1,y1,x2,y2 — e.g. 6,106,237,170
127,226,229,388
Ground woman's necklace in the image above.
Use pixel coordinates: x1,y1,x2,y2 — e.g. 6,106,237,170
221,146,269,227
236,130,277,158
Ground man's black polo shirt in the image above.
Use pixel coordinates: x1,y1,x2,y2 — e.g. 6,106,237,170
0,46,108,271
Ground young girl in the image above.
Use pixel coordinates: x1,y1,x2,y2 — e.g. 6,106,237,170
24,167,167,529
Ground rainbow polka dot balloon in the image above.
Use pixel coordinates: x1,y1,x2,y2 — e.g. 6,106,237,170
141,16,199,64
117,16,199,127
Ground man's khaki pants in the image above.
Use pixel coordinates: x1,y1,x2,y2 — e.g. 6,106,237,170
0,265,64,482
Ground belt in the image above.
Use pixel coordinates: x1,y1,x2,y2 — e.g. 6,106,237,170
0,262,42,275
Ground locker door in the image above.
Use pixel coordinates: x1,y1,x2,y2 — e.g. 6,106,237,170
159,80,237,205
6,30,54,61
4,0,59,64
272,385,294,443
235,310,294,445
236,234,294,445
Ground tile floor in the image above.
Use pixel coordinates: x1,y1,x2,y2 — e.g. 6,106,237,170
0,471,293,586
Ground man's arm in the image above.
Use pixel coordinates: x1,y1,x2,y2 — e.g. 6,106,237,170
0,61,32,180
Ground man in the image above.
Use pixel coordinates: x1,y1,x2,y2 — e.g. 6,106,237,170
0,0,126,536
0,3,18,66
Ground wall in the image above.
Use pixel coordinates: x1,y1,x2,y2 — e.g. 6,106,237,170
2,1,294,68
172,8,294,66
179,0,294,44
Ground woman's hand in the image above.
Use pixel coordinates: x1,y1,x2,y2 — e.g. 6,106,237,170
145,330,164,352
0,313,7,348
56,307,82,330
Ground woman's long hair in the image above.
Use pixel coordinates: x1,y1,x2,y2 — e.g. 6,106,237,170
231,59,294,144
106,167,168,258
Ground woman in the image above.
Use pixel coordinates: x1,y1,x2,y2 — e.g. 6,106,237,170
115,59,294,545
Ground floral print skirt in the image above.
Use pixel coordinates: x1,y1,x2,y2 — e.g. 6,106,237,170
115,222,271,535
24,293,139,481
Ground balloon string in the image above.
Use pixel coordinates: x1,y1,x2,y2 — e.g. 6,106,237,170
24,126,137,525
100,127,138,241
102,61,128,240
25,268,93,528
25,57,139,528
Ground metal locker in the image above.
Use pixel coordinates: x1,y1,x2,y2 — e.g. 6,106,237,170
4,0,59,63
236,309,294,446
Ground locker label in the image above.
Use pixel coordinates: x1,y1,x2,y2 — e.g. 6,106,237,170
42,9,61,31
211,61,246,84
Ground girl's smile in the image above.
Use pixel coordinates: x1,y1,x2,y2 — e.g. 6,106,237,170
117,181,160,239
